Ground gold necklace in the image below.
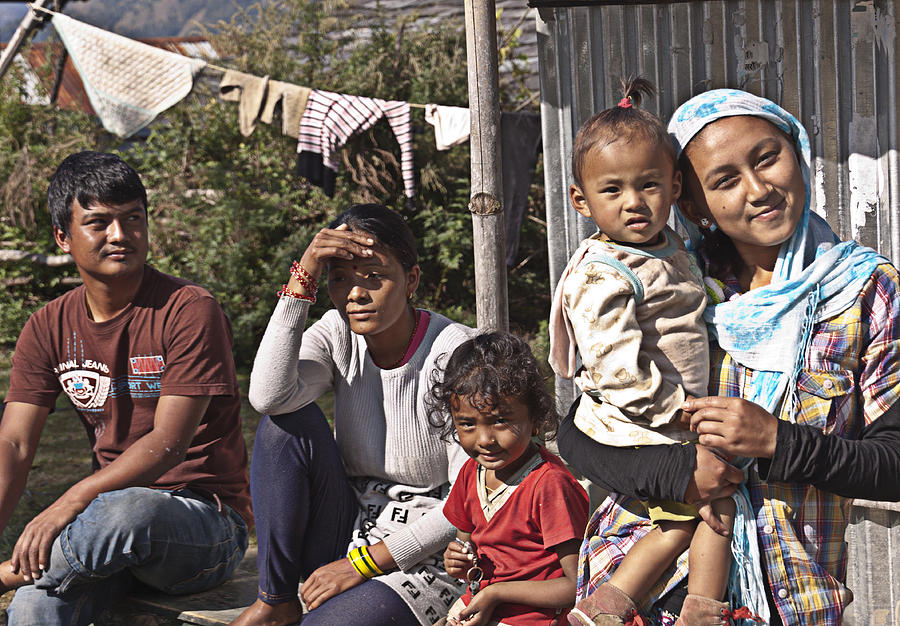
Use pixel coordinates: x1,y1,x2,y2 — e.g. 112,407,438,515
380,309,420,369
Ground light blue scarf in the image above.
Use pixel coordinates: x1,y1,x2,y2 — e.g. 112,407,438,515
668,89,889,623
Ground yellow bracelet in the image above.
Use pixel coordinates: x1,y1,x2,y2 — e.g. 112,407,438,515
359,545,383,576
347,551,370,578
348,548,374,578
347,546,383,579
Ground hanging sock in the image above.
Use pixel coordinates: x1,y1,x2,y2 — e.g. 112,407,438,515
500,111,542,266
219,70,269,137
260,80,310,139
297,90,415,199
51,13,207,138
424,104,471,150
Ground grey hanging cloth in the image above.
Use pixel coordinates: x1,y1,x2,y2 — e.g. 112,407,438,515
500,112,542,266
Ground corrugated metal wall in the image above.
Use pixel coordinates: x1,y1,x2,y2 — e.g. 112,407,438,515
535,2,900,623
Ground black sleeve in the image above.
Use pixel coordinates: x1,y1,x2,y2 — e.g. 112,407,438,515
758,401,900,501
557,399,696,501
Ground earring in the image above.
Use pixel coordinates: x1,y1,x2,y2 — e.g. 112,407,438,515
699,217,712,228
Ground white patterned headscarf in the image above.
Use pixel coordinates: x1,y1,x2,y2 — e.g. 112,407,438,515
668,89,889,622
669,89,888,417
669,89,816,272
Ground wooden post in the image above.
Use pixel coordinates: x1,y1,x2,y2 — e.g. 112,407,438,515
0,0,65,83
464,0,508,332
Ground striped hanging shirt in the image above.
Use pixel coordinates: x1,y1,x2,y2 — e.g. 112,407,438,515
297,89,415,199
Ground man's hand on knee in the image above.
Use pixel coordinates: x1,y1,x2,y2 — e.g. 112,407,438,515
11,494,90,581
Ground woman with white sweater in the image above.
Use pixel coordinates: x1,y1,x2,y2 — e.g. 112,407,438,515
231,204,475,626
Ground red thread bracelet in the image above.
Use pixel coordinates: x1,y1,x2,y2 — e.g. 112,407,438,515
277,284,315,302
290,261,319,293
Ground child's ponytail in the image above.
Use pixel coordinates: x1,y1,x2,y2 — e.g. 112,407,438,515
618,75,656,109
571,75,675,189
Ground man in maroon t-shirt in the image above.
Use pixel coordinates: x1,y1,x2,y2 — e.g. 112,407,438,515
0,151,251,625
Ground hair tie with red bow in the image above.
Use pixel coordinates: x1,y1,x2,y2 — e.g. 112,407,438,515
618,96,633,109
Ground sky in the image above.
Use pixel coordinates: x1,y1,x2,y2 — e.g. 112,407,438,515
1,1,252,42
0,4,28,40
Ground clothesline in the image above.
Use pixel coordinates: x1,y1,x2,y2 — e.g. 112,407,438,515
203,62,429,109
26,2,430,109
21,1,542,253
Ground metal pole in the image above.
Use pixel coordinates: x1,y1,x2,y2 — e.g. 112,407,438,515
464,0,508,332
48,47,68,105
0,0,56,82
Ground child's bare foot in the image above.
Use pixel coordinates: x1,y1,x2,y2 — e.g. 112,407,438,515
674,594,764,626
0,560,32,593
228,597,303,626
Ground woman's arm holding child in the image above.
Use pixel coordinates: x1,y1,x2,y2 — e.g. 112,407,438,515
448,539,581,626
558,401,743,499
687,394,900,501
687,266,900,502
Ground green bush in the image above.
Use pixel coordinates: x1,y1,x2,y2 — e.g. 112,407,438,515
0,0,550,364
0,57,110,342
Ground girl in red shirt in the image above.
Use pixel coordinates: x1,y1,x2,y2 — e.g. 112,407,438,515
428,332,589,626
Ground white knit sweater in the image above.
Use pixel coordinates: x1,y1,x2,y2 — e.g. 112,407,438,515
249,297,475,571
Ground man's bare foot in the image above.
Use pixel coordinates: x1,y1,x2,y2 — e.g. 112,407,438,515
229,598,303,626
0,560,32,593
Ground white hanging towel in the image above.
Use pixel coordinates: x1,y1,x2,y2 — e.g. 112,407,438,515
52,14,207,137
424,104,470,150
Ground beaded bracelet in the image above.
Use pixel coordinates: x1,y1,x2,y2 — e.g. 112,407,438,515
347,545,383,579
292,274,315,293
290,261,319,293
276,284,315,303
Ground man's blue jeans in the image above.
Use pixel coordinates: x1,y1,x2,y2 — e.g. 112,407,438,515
6,486,248,626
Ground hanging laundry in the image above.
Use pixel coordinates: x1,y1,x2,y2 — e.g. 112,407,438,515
296,152,337,197
51,13,207,138
423,105,541,263
500,112,542,266
424,104,471,150
219,70,269,137
297,90,415,199
260,81,311,139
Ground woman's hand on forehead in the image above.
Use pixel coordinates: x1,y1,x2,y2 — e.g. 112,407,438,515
299,223,376,278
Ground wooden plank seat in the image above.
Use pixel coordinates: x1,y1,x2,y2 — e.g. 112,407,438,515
99,547,259,626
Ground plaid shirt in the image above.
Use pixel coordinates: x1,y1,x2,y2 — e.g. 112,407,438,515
577,264,900,625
